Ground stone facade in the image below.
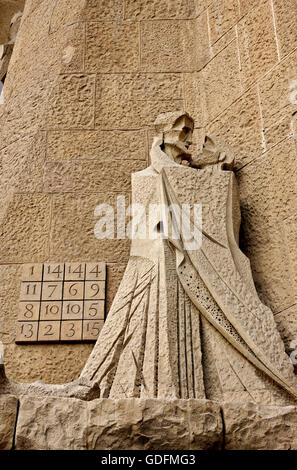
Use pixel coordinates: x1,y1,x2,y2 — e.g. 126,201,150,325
0,0,296,399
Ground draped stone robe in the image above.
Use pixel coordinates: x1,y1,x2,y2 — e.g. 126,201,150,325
80,140,297,405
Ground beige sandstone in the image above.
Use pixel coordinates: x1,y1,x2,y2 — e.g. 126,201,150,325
223,402,297,450
14,397,222,450
0,395,18,450
208,0,239,45
0,0,296,451
46,130,148,162
238,1,278,89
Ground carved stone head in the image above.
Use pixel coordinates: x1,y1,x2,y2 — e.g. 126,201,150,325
154,110,194,164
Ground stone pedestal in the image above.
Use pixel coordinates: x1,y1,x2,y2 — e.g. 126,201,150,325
2,395,297,450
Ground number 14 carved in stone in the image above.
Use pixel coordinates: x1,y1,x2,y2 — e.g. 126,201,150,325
16,262,106,343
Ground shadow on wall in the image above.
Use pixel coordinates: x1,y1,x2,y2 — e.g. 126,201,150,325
0,0,25,44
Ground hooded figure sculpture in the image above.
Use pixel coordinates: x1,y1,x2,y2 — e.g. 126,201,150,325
1,111,297,405
78,110,297,404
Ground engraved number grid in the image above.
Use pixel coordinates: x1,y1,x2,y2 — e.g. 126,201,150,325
16,262,106,343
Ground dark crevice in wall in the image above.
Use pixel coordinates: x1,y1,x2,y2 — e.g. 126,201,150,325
11,397,20,450
219,406,226,451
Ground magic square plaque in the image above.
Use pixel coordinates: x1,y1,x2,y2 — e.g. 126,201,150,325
16,262,106,343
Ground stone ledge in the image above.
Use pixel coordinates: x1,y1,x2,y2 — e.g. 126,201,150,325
14,397,222,450
3,396,297,450
222,402,297,450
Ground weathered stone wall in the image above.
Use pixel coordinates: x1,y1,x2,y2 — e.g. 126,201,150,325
0,0,25,43
0,0,296,384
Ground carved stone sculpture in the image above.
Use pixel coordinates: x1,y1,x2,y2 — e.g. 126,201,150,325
0,12,22,97
1,111,297,406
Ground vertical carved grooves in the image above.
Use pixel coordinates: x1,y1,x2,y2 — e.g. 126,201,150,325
134,276,151,397
184,293,189,399
155,262,160,398
188,298,196,398
88,270,139,384
176,277,181,399
11,398,20,450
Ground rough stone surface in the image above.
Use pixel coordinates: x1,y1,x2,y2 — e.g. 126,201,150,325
208,0,239,45
238,0,278,88
45,74,96,130
273,0,297,59
86,22,140,73
50,193,131,263
46,130,148,161
259,49,297,131
140,20,198,72
209,87,263,169
203,39,241,122
124,0,197,20
15,396,88,450
0,395,18,450
44,160,145,193
275,304,297,358
0,264,21,346
95,74,183,129
223,402,297,450
4,342,94,384
14,398,222,450
0,193,51,264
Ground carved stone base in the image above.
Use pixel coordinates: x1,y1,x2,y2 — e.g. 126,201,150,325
2,395,297,450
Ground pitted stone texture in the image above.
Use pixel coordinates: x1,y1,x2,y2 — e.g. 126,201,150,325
209,87,263,169
239,219,296,313
83,0,123,21
95,74,183,129
0,132,45,194
275,305,297,359
264,116,293,150
86,22,139,73
0,395,18,450
50,193,130,263
49,0,85,32
45,74,96,130
223,402,297,450
208,0,239,45
195,10,212,70
203,40,241,122
284,213,297,294
238,1,278,88
4,342,93,384
273,0,297,58
238,0,258,16
212,27,236,56
44,160,145,193
238,138,297,228
15,396,88,450
141,20,198,72
0,264,21,345
0,0,24,43
9,23,85,95
259,50,297,132
0,79,53,149
15,398,222,450
184,72,207,127
18,0,53,46
124,0,197,19
0,193,51,264
47,130,147,161
106,263,126,313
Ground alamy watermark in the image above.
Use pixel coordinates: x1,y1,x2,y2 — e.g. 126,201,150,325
94,196,203,251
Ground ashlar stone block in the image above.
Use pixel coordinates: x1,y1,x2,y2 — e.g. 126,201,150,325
238,0,278,88
45,74,95,130
86,22,140,73
141,20,199,72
